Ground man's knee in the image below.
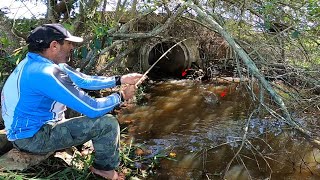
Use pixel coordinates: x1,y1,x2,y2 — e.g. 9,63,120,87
92,114,120,141
97,114,119,131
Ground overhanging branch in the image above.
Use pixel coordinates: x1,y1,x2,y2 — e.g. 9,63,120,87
111,5,186,39
185,1,320,146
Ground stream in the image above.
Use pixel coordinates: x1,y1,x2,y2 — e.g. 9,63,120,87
118,80,320,180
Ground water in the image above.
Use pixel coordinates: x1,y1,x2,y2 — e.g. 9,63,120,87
118,80,320,179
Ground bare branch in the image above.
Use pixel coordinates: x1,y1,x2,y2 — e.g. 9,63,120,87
185,0,320,147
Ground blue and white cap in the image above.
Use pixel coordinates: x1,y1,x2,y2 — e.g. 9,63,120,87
27,23,83,44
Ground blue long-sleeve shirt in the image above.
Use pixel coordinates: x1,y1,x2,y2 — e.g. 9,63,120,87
1,52,122,141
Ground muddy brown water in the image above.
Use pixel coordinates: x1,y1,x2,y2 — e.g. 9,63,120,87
119,80,320,180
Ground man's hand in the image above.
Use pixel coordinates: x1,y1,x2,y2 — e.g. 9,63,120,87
121,73,146,85
120,85,136,100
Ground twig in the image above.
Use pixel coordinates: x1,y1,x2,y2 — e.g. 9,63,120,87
98,44,140,75
246,140,273,179
247,146,262,170
112,4,186,39
223,109,256,179
298,153,314,174
237,154,253,180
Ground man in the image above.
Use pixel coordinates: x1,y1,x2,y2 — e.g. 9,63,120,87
1,24,144,179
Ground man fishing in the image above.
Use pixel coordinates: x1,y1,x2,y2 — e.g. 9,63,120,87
1,23,145,179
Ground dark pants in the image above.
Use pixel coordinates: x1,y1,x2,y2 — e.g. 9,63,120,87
12,114,120,171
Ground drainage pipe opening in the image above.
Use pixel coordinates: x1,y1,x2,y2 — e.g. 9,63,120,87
141,41,193,78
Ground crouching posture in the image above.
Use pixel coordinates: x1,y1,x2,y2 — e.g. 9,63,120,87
1,23,145,179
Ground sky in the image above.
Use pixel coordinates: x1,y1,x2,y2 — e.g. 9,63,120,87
0,0,47,19
0,0,119,19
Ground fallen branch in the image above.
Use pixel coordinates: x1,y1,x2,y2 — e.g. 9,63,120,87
185,1,320,147
111,5,186,39
98,44,140,75
211,77,251,83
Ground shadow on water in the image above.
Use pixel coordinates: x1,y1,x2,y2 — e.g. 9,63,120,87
119,80,320,180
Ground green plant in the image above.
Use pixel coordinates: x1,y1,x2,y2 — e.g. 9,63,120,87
0,46,28,85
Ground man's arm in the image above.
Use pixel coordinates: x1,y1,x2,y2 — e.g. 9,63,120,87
59,63,121,90
36,66,123,118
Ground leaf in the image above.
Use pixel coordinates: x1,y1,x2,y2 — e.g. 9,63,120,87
94,39,102,49
263,21,271,31
62,23,75,32
0,37,10,48
291,30,300,38
106,37,113,46
94,26,107,37
81,46,88,59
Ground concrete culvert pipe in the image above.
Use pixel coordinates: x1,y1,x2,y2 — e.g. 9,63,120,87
140,40,195,78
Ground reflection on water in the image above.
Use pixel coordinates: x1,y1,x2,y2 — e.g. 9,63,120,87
119,80,320,179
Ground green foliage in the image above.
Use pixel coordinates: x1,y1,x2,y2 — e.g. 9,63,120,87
307,0,320,17
93,24,108,38
13,19,39,34
62,22,75,33
135,85,148,105
72,22,115,72
0,37,10,49
0,46,28,84
0,19,39,84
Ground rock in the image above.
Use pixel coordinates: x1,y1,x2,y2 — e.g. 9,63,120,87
0,148,53,171
0,128,53,171
54,147,84,169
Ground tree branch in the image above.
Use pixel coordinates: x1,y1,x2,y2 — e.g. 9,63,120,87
185,1,320,146
111,4,186,39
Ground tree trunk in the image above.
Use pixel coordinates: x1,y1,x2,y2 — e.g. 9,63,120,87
47,0,56,22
